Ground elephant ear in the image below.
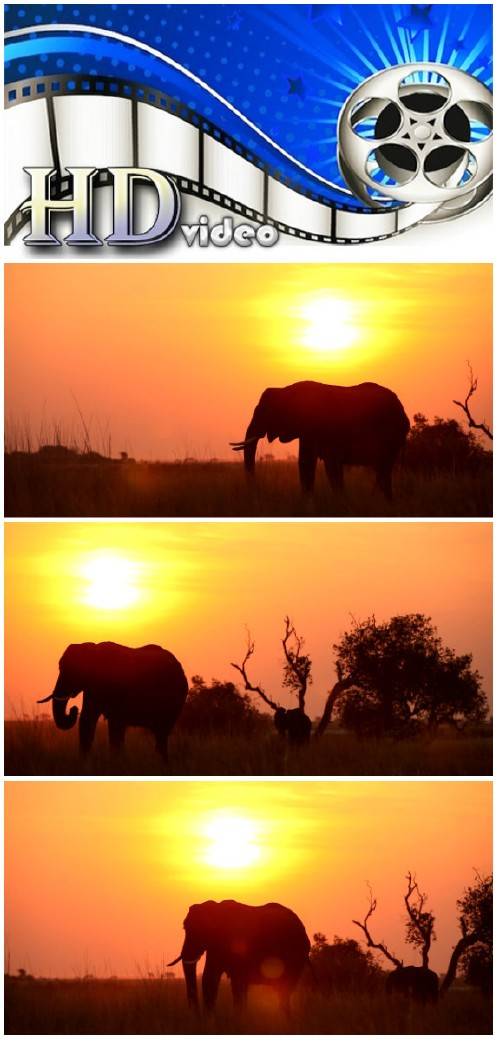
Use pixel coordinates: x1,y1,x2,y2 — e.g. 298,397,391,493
59,643,95,669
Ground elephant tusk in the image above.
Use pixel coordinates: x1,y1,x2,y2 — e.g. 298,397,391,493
167,954,183,966
229,436,259,449
38,693,73,704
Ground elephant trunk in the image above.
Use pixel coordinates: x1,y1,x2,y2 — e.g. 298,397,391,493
38,676,79,731
230,421,261,473
182,956,199,1010
243,422,260,474
52,695,79,731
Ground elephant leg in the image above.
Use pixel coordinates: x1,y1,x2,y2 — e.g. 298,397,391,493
375,462,394,501
324,455,344,491
276,984,292,1018
230,976,248,1010
79,699,99,755
202,958,222,1012
298,439,317,494
154,729,169,764
108,718,126,753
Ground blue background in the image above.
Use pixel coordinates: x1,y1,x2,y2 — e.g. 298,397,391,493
5,4,493,203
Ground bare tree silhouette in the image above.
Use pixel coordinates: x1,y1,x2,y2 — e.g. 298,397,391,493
354,875,439,1002
231,632,281,712
231,617,356,743
404,872,435,970
352,885,402,968
453,363,493,441
354,871,492,1001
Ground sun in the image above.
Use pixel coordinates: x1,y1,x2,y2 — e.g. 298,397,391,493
202,812,262,870
80,551,143,611
298,293,359,353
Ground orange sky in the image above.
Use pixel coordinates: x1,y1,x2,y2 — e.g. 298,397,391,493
5,264,492,459
5,522,492,718
5,781,491,978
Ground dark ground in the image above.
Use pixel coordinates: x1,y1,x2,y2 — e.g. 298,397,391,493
5,719,492,776
4,977,492,1034
4,456,493,517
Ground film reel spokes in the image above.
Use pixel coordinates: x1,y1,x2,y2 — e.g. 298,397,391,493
338,62,493,222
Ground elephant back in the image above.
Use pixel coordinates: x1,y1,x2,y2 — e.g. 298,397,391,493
88,642,188,723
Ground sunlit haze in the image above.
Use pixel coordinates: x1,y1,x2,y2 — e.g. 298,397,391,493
5,264,491,460
5,522,491,718
5,781,491,978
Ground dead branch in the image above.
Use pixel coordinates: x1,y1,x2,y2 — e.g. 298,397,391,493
353,886,402,968
314,661,356,739
281,616,310,712
231,633,281,712
453,362,493,441
404,872,434,968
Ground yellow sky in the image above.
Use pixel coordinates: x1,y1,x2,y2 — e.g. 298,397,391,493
5,522,492,717
5,781,491,978
5,264,492,459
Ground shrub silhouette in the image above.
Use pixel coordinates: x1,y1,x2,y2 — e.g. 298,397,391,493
405,414,491,473
310,934,383,993
179,677,267,736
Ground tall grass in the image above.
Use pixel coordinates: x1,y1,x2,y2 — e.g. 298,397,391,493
4,976,492,1034
4,455,492,517
4,719,492,776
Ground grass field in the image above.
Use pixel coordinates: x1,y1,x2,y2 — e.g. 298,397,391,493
4,976,492,1034
4,456,492,517
5,719,492,776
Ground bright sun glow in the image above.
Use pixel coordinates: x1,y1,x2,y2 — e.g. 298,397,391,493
202,812,262,870
80,552,143,611
298,294,359,353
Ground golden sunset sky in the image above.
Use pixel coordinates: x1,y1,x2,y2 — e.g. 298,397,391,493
5,781,491,978
5,521,491,718
5,264,491,459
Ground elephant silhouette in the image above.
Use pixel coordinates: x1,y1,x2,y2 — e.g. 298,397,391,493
231,380,410,499
168,899,311,1014
274,707,312,745
38,642,188,760
386,965,439,1003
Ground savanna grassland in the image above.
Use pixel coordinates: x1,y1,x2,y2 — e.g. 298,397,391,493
4,976,492,1034
4,456,492,517
4,719,492,777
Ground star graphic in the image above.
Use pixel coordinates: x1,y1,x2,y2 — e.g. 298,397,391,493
307,5,342,25
288,76,305,98
226,10,243,31
397,5,434,41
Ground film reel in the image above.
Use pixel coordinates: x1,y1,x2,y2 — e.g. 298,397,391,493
338,63,493,223
3,60,493,245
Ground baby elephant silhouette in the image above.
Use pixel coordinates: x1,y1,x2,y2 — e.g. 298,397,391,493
386,965,439,1003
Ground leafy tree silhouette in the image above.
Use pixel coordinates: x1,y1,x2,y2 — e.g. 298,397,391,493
333,614,487,737
231,613,486,742
441,872,492,995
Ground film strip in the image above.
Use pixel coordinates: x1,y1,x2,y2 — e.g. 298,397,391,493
4,73,436,246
